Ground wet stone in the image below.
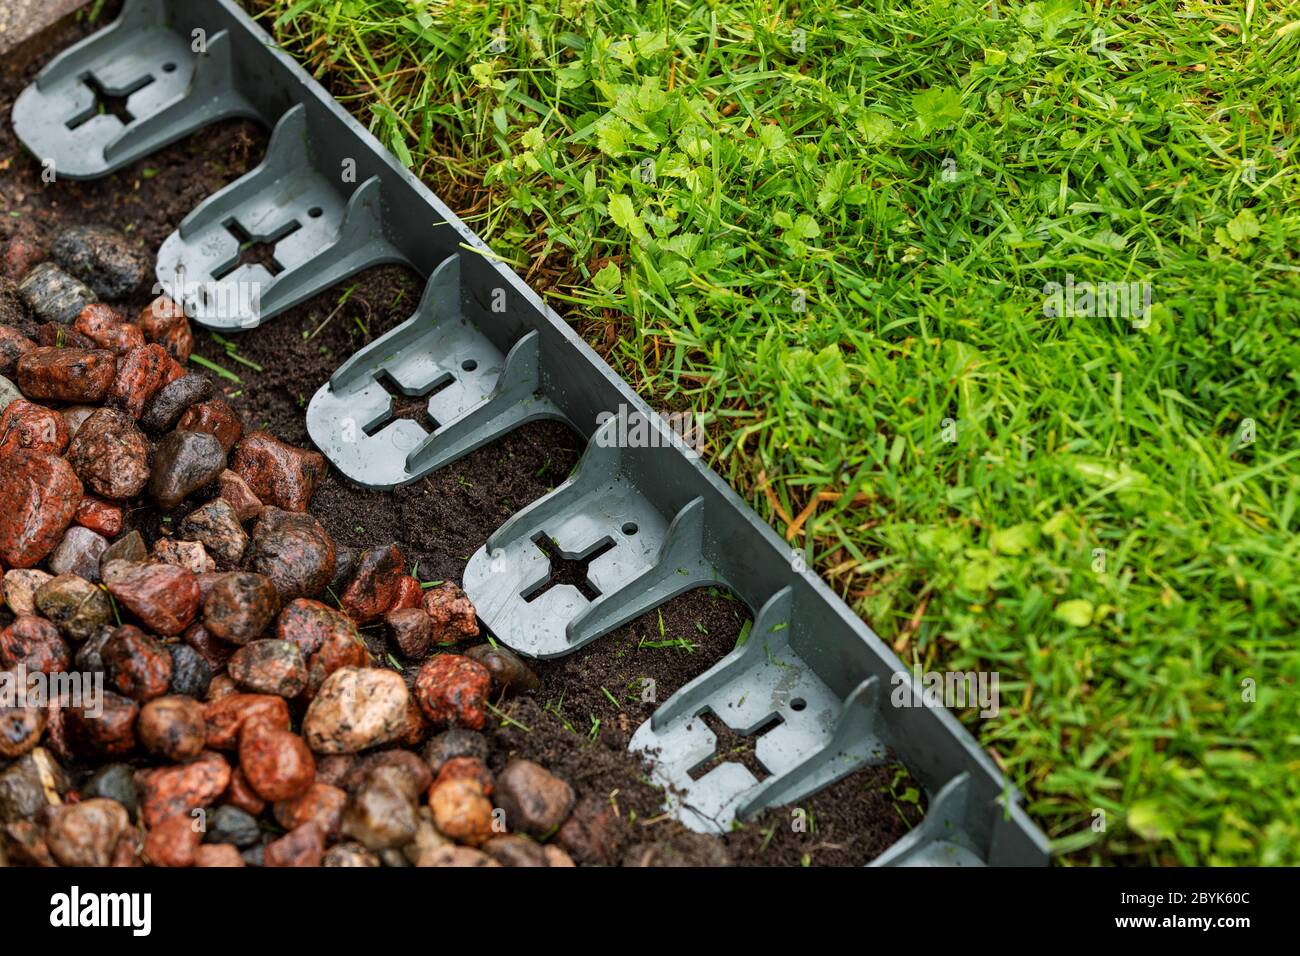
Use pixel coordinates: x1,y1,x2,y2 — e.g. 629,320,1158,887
341,750,431,799
0,451,82,569
152,538,215,575
0,749,68,823
137,296,193,364
414,654,491,730
228,640,307,698
264,821,324,867
2,237,44,282
178,398,242,454
46,798,130,867
216,469,262,522
34,573,111,641
203,571,280,644
385,607,433,659
340,768,418,850
0,326,35,379
182,622,235,672
83,763,140,822
239,721,315,802
36,321,94,349
0,374,21,414
100,529,147,568
0,615,70,673
65,407,151,500
465,643,540,696
167,643,212,699
493,760,575,837
422,582,480,645
202,693,290,750
204,804,260,847
149,430,227,511
143,812,201,867
0,698,46,758
193,843,245,867
428,776,495,846
17,262,96,325
0,398,68,457
67,690,137,758
102,560,200,636
73,497,123,538
139,695,207,761
483,834,548,867
46,526,109,583
273,783,346,840
109,343,181,420
302,667,409,754
339,543,406,624
177,498,248,568
3,569,52,617
138,750,231,828
140,373,213,434
246,508,336,602
16,347,115,404
51,225,149,300
102,625,174,701
422,728,489,776
230,431,327,513
72,304,144,356
323,842,380,867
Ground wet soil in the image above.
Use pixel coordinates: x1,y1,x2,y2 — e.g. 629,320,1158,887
0,9,924,866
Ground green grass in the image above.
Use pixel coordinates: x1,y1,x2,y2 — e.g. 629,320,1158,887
249,0,1300,865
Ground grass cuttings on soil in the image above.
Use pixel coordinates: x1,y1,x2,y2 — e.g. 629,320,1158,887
247,0,1300,865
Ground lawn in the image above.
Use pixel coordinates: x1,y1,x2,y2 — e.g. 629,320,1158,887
247,0,1300,865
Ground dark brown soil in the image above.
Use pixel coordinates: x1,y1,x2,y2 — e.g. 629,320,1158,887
0,9,924,866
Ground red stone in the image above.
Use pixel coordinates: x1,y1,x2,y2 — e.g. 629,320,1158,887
274,782,346,839
216,469,262,521
193,843,244,867
0,325,36,378
275,597,367,697
413,654,491,730
246,508,336,602
229,431,327,512
0,399,68,458
64,407,151,500
391,575,423,611
264,821,324,867
143,813,201,867
422,582,480,645
203,693,291,750
15,347,116,403
239,720,315,801
222,766,266,816
2,236,44,281
103,560,201,636
67,690,138,757
74,496,123,537
73,304,145,356
386,607,433,659
340,543,406,623
178,399,243,454
139,751,231,828
137,296,194,364
183,621,237,671
433,755,495,796
102,625,174,701
0,615,70,673
0,450,82,568
108,343,183,419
